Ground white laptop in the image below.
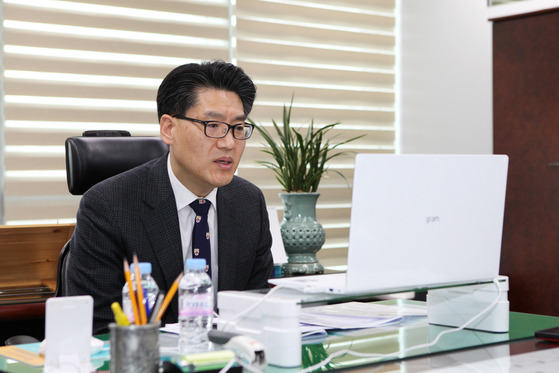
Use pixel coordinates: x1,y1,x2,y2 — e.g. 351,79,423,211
268,153,509,295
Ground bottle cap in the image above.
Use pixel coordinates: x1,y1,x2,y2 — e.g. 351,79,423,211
186,258,206,271
130,262,152,275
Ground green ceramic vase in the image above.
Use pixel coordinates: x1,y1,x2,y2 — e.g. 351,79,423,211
279,193,325,276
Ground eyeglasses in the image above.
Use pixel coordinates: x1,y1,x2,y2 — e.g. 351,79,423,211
172,115,254,140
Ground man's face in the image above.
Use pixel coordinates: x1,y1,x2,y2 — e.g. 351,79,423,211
160,88,247,197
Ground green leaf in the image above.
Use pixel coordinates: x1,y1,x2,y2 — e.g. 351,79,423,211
251,95,365,193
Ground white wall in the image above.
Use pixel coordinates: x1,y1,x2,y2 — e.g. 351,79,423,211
397,0,493,154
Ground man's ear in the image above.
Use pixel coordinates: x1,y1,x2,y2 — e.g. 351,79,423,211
160,114,174,145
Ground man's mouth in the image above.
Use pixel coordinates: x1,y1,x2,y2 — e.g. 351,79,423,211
215,158,233,165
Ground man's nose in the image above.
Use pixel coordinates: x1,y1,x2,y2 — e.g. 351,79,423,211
216,130,236,148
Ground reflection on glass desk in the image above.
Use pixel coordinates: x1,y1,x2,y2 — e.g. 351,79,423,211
334,338,559,373
2,300,559,372
294,300,559,372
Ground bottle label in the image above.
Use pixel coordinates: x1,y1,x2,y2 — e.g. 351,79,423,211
179,294,212,317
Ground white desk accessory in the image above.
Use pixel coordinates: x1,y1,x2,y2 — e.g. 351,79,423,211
44,295,94,373
218,290,301,368
427,275,510,333
219,278,509,368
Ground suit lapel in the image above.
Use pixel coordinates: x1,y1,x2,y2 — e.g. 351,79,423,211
217,185,242,290
140,156,183,304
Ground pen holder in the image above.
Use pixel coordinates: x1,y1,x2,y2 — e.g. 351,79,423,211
110,322,160,373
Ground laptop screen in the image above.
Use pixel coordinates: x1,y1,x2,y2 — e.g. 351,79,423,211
345,154,509,294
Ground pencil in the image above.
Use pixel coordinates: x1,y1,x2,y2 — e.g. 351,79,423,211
154,272,183,323
123,259,140,325
133,254,148,324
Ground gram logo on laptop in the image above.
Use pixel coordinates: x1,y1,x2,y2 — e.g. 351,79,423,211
269,154,509,295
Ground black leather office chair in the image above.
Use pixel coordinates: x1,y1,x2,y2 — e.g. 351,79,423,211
4,131,168,345
53,240,71,298
59,130,169,292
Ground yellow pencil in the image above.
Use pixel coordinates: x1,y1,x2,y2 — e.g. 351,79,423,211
133,254,148,324
123,259,140,325
154,272,183,323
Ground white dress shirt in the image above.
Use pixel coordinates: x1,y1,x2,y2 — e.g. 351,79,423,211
167,155,218,292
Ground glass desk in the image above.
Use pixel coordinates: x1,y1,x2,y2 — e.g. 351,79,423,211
2,299,559,373
292,300,559,372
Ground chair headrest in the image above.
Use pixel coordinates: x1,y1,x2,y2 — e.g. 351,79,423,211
65,136,168,195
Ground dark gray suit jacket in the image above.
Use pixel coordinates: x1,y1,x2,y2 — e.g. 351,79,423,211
66,154,273,334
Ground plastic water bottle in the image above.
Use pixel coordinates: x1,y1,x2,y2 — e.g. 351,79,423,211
122,262,159,323
179,258,214,353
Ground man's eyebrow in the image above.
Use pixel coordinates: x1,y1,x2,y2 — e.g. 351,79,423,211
233,115,248,122
204,111,246,122
204,111,223,119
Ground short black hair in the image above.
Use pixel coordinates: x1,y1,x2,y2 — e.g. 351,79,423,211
156,60,256,121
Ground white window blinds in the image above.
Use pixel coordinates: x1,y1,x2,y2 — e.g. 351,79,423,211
1,0,395,267
234,0,395,267
1,0,230,224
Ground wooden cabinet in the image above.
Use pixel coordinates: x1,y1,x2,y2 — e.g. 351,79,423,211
493,8,559,316
0,224,74,344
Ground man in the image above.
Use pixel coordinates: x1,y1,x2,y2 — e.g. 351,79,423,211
66,61,274,334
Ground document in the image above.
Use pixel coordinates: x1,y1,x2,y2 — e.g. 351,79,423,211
300,301,427,331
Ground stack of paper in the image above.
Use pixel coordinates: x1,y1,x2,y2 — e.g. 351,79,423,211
300,302,427,339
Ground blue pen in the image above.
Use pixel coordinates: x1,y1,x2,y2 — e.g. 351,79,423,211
144,288,151,318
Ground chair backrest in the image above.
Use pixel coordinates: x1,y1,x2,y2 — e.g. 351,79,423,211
65,130,169,195
54,240,71,297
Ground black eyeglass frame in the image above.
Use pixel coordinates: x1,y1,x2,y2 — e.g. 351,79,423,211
172,115,254,140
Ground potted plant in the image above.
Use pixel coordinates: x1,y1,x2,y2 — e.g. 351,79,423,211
250,98,364,275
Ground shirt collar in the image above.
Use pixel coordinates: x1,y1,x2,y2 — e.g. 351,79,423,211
167,155,217,211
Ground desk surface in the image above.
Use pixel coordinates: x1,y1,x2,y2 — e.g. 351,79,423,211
346,338,559,372
2,301,559,372
294,306,559,372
